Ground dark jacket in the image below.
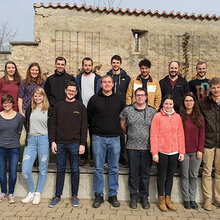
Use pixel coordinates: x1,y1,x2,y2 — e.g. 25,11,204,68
44,70,75,108
87,91,124,137
159,75,189,112
24,106,51,145
75,73,101,102
107,68,130,106
200,95,220,148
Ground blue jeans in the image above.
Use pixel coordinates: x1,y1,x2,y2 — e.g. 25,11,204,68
0,147,20,194
22,136,49,193
92,135,120,196
55,143,80,197
127,149,152,200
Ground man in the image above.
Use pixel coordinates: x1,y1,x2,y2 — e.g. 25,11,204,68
126,58,161,110
200,77,220,211
44,57,75,108
189,62,209,100
75,57,101,166
120,88,156,209
159,61,189,112
107,55,130,167
48,81,87,208
87,75,124,208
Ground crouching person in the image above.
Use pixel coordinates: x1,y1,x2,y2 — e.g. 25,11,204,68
120,88,156,209
22,88,50,204
48,81,87,207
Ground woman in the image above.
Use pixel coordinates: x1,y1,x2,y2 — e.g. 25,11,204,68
0,61,21,111
18,62,44,116
21,87,50,205
179,93,205,209
151,94,185,212
0,95,24,203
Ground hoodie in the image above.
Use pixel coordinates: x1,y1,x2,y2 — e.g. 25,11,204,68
87,90,124,137
107,68,130,106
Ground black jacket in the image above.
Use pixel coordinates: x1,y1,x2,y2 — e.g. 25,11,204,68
24,106,51,145
44,70,75,108
200,95,220,148
159,75,189,112
107,68,130,106
87,91,124,137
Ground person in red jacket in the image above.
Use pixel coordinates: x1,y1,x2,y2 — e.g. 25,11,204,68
179,93,205,210
151,94,185,212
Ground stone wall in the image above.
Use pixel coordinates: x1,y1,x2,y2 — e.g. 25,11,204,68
0,51,11,77
10,6,220,80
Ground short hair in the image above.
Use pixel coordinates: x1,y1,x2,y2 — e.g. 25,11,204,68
65,81,77,90
162,94,175,104
55,57,66,64
139,59,151,68
135,88,147,96
1,95,14,105
169,61,180,68
32,87,49,111
209,77,220,87
196,61,207,68
82,57,93,65
111,55,122,64
101,75,114,83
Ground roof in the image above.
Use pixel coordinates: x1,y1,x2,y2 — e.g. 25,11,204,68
33,3,220,21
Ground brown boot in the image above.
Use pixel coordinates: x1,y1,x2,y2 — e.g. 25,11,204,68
203,199,212,211
214,200,220,208
165,195,177,211
158,196,167,212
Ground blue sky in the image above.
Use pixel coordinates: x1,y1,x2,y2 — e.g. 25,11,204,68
0,0,220,42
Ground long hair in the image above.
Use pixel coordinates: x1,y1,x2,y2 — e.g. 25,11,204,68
179,92,203,129
3,61,21,85
31,87,49,111
25,62,44,86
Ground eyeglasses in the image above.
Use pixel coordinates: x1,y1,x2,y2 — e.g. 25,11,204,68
66,89,76,93
135,94,146,97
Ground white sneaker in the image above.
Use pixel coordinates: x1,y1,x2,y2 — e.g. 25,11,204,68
21,192,35,203
8,194,15,204
32,192,41,205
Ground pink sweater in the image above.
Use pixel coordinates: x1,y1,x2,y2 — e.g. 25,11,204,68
150,109,185,155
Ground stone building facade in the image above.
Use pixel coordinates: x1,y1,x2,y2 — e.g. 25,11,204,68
1,3,220,80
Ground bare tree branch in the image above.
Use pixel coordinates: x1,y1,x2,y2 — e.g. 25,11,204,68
80,0,123,9
0,23,17,51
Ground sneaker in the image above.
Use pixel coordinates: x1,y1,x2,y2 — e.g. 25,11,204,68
79,159,87,166
8,194,15,204
93,193,104,208
108,195,120,207
32,192,41,205
130,199,137,209
190,201,198,210
184,201,191,209
72,196,79,207
0,193,8,202
21,192,35,203
48,197,61,208
119,158,128,168
141,198,150,209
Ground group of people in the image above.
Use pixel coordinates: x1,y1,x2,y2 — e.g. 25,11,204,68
0,55,219,213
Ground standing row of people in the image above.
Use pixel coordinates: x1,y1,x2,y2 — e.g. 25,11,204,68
0,56,219,213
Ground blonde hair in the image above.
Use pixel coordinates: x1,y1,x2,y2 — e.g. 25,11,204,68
31,87,49,111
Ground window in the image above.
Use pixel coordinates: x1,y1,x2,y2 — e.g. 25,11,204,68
132,29,148,53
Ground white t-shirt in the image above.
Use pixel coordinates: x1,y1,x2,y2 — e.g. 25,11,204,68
81,73,95,107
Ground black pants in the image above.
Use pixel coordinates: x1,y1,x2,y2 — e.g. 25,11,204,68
127,149,152,200
81,128,93,160
157,152,178,196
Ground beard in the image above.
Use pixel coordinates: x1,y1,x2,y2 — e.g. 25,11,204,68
84,69,93,75
198,72,206,77
169,71,178,78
